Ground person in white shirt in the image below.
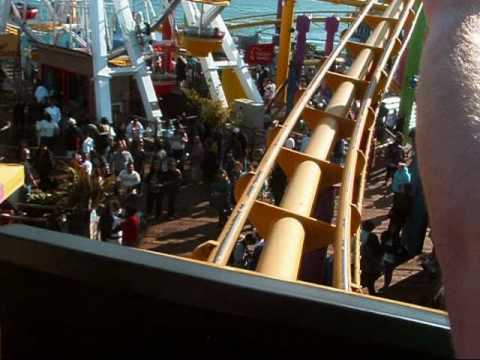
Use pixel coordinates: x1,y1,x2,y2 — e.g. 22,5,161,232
82,132,95,158
79,153,93,176
34,84,49,104
263,79,276,102
126,117,145,143
45,99,62,126
169,128,188,163
117,162,141,194
284,136,295,150
35,113,58,146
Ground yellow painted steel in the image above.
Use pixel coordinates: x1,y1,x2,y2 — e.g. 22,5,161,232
259,0,404,283
275,0,296,92
0,164,24,204
189,0,230,6
5,24,20,36
109,55,131,67
207,0,378,267
177,32,223,57
203,0,419,293
29,22,63,32
221,68,248,104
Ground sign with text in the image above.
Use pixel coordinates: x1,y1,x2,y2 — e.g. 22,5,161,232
245,43,275,65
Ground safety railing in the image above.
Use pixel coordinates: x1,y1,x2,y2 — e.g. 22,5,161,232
334,0,423,289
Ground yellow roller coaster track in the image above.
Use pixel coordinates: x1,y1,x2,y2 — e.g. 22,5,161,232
192,0,423,294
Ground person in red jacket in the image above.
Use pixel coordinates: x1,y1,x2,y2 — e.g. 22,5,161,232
121,206,140,247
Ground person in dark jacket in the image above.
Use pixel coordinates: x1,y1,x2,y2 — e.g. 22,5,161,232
99,203,114,242
34,144,55,191
385,134,405,185
64,118,82,158
360,221,384,295
210,169,232,228
158,158,183,218
145,161,164,219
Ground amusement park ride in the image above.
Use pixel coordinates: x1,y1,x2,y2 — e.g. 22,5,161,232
0,0,261,125
0,0,452,357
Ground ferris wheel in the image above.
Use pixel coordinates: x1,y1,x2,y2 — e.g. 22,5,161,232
0,0,262,127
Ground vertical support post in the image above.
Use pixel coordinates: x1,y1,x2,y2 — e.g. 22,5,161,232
182,1,262,106
325,16,340,56
275,0,295,92
144,0,151,24
0,0,12,33
198,3,204,34
90,0,113,123
399,9,426,138
286,15,310,113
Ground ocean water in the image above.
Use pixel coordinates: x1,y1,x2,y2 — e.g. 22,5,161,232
161,0,352,45
30,0,353,46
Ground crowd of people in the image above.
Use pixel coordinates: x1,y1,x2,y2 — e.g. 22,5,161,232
2,64,433,298
359,128,438,296
4,75,296,249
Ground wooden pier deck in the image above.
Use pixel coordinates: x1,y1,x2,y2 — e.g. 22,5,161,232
140,160,441,309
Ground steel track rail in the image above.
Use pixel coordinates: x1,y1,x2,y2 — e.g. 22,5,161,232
333,0,421,288
207,0,380,268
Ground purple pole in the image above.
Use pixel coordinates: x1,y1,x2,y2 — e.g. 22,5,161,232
286,15,310,114
294,15,311,77
325,16,340,56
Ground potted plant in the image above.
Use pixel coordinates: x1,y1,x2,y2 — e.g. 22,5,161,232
184,89,231,129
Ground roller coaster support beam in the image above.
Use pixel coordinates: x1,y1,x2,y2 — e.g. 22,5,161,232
152,0,182,31
275,0,295,94
399,9,426,138
182,1,228,107
257,0,403,283
90,0,113,123
202,5,225,27
208,0,376,272
113,0,163,129
182,1,262,106
43,0,88,48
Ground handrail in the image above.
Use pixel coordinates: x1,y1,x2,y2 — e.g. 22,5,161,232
319,0,388,11
383,4,423,95
224,10,352,23
352,2,423,288
334,0,421,289
227,16,355,31
209,0,379,266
